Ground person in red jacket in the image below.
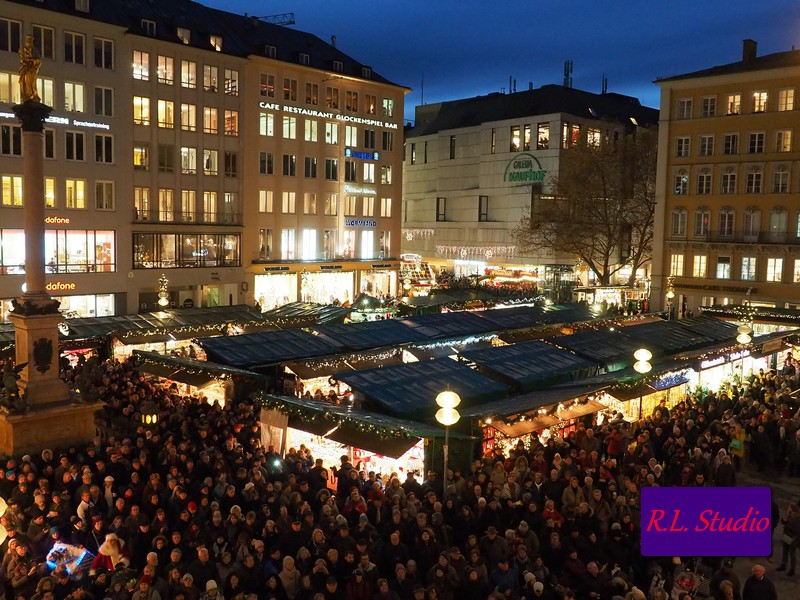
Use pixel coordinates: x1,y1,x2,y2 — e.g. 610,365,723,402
90,532,129,574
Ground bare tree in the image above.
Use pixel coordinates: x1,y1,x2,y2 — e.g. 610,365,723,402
513,125,657,286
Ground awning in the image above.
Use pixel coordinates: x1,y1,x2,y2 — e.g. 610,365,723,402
133,350,264,386
460,382,608,419
139,361,215,389
284,348,406,380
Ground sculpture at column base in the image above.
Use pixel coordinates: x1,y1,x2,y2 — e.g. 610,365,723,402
11,297,62,316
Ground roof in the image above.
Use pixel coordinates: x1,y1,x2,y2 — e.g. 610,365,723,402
408,84,658,137
618,320,714,354
399,311,499,339
459,340,599,393
310,319,428,351
545,329,642,370
656,47,800,84
671,316,738,343
11,0,401,86
134,350,261,385
198,329,345,368
284,347,406,380
334,359,509,418
260,302,352,327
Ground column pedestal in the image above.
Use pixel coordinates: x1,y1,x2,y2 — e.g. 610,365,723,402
0,401,100,455
8,309,69,405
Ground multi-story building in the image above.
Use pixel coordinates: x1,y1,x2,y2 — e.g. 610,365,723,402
401,85,657,294
0,0,405,320
652,40,800,313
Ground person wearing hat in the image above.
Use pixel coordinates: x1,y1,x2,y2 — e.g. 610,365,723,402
200,579,223,600
479,526,509,572
346,568,371,600
91,532,130,574
324,576,345,600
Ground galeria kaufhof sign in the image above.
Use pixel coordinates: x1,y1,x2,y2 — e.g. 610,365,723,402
258,102,399,130
504,153,547,182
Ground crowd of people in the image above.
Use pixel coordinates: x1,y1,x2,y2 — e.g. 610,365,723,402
0,353,797,600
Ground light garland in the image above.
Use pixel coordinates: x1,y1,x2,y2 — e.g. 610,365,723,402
435,245,517,259
402,228,436,241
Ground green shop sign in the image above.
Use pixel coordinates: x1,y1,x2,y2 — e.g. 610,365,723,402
504,153,546,182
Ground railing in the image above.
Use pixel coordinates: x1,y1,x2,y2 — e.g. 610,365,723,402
133,210,242,225
670,230,797,244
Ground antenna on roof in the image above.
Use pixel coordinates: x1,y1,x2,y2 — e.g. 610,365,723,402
331,35,336,48
563,60,573,88
421,72,424,106
601,74,608,94
258,13,296,26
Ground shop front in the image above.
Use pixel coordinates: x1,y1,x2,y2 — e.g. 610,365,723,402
302,270,355,305
1,292,116,322
255,272,298,310
359,266,397,298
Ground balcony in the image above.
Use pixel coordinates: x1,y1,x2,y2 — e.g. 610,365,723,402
670,230,798,245
133,210,242,226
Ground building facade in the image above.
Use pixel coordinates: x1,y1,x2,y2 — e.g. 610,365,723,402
652,40,800,313
401,85,657,296
0,0,405,320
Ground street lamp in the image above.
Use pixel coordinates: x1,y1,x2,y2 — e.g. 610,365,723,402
157,274,170,307
435,388,461,495
665,275,675,320
633,348,652,420
736,324,752,380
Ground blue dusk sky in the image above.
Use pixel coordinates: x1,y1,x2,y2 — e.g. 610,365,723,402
205,0,800,123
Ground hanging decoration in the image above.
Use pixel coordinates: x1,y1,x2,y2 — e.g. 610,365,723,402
134,352,258,385
402,228,436,242
436,245,517,259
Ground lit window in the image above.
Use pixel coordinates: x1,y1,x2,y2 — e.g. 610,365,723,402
692,255,707,278
65,179,86,209
726,93,741,115
778,89,795,112
64,82,85,112
158,100,174,128
180,104,196,131
181,61,197,88
133,50,149,80
210,35,222,51
753,91,767,112
766,257,784,282
224,69,239,95
177,28,190,45
203,65,218,92
133,96,150,126
224,110,238,136
157,56,174,84
1,175,23,206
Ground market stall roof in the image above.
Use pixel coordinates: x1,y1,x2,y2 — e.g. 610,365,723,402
198,329,346,369
459,340,600,393
284,348,406,380
310,319,428,351
700,304,800,326
405,336,498,361
545,329,646,371
469,305,547,330
260,302,352,326
335,359,509,418
459,382,609,419
261,394,465,458
133,351,262,388
671,316,739,342
399,311,499,339
618,320,714,354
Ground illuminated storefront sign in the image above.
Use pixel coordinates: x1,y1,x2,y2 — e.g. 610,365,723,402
503,153,547,182
46,281,77,292
345,218,377,227
257,102,399,129
345,148,379,160
45,216,70,225
344,184,377,195
0,112,109,130
699,349,750,370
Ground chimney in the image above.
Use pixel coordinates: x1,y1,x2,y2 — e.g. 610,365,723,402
743,39,757,64
331,35,336,48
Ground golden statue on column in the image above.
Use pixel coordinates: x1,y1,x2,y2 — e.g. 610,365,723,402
19,34,41,103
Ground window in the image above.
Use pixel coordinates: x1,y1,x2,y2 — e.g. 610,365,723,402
257,113,275,137
436,197,447,222
64,82,85,112
346,91,358,112
203,149,219,175
44,129,54,159
743,208,761,239
694,208,710,237
134,187,150,219
362,67,371,79
202,192,217,223
281,229,296,260
726,93,741,115
181,60,196,88
0,18,21,53
300,228,316,260
744,171,762,194
716,256,731,279
325,158,338,180
203,65,218,92
158,145,174,173
210,35,222,51
326,87,339,109
360,230,374,259
177,27,191,45
141,20,156,37
94,134,113,163
699,135,714,156
259,152,274,175
778,89,795,111
305,82,319,105
382,98,394,117
718,208,734,238
753,91,767,112
95,181,114,210
776,129,792,152
692,255,707,278
282,154,296,176
224,69,239,95
379,230,390,258
65,179,86,209
697,172,711,195
766,258,784,282
0,125,21,156
344,196,357,216
180,147,196,174
0,72,20,103
259,190,273,213
157,100,174,128
33,25,55,60
364,129,376,149
748,132,764,154
586,127,601,147
304,157,317,178
92,37,113,70
203,107,218,134
721,171,737,194
363,163,375,183
794,260,800,283
344,160,357,182
181,191,196,222
282,116,297,139
365,94,376,115
37,77,54,106
674,174,688,195
378,197,392,218
64,31,84,64
742,257,757,281
325,195,338,217
773,170,789,194
675,137,690,157
283,78,297,101
381,166,392,185
95,86,113,116
478,196,489,222
701,96,716,117
156,55,174,84
345,125,358,147
769,208,788,240
223,193,237,222
326,122,339,144
668,209,687,238
382,131,394,151
133,96,150,125
490,129,496,154
670,254,684,276
282,192,296,214
181,103,196,131
363,196,375,217
723,133,739,155
342,229,355,258
536,123,550,150
133,50,149,80
65,131,85,161
510,126,521,152
45,177,56,208
260,74,275,97
448,135,457,158
1,176,22,206
158,189,174,221
410,143,416,165
133,145,149,170
133,233,240,269
224,110,238,136
677,98,692,119
224,152,237,177
303,193,317,215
